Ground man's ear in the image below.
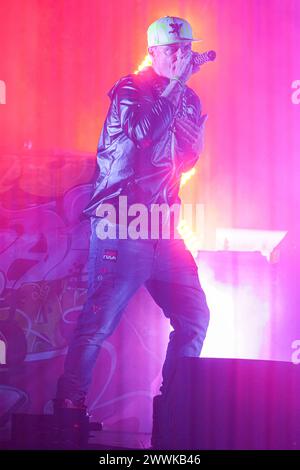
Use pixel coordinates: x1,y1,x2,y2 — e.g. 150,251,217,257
148,47,154,58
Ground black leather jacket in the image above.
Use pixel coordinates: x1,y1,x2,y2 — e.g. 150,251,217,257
83,67,202,217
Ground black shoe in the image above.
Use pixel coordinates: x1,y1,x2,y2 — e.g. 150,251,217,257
53,398,87,413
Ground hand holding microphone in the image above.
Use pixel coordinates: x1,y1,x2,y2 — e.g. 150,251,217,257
173,49,217,85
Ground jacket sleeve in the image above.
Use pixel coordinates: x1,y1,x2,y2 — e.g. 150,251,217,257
175,92,203,172
113,76,176,148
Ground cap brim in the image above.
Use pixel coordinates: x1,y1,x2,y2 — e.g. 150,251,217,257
176,38,203,42
149,38,203,47
171,37,203,42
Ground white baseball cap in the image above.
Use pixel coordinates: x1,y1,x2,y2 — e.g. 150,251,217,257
147,16,201,48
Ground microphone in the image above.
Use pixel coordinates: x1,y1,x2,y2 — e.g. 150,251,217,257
192,50,216,66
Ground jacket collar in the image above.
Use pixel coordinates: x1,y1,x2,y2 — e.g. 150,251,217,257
139,66,170,88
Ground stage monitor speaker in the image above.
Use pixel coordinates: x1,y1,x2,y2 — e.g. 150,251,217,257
11,410,89,449
152,357,300,450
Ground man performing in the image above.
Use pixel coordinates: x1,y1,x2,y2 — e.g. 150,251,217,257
55,16,210,411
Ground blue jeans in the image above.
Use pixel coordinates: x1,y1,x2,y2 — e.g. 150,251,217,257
57,219,210,404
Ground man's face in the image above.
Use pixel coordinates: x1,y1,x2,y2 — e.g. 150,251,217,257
149,41,192,79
